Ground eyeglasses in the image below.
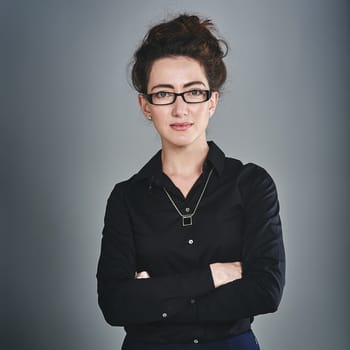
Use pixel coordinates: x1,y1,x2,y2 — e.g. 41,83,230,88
144,89,212,105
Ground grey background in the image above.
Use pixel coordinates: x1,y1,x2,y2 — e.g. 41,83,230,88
2,0,349,349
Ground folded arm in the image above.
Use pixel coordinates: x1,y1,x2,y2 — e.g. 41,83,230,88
97,182,216,326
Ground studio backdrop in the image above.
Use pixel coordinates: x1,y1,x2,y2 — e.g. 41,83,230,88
2,1,349,349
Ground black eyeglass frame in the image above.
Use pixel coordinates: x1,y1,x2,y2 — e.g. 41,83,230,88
144,89,212,105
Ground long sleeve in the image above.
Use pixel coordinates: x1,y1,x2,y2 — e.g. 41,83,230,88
195,164,285,322
96,143,286,343
96,182,215,326
166,164,285,324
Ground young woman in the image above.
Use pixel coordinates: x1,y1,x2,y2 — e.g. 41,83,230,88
97,14,285,350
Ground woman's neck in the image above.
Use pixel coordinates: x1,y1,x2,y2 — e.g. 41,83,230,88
161,141,209,178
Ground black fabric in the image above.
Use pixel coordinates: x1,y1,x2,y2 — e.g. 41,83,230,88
96,141,285,344
121,330,260,349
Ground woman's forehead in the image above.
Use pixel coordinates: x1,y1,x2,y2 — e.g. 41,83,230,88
148,56,208,89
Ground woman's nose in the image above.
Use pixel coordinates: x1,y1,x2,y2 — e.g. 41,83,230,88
171,95,189,117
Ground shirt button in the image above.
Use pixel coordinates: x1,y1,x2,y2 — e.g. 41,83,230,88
188,239,194,245
193,339,199,344
185,207,190,213
162,312,167,318
190,298,196,304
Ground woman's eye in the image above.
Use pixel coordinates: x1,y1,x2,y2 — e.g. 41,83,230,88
155,91,170,98
190,89,203,96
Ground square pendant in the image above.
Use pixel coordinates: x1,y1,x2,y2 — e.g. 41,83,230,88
182,215,192,226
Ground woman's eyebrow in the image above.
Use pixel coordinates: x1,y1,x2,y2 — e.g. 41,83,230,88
150,81,206,91
183,81,206,88
150,84,174,91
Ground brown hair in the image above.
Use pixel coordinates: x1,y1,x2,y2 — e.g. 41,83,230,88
131,14,228,94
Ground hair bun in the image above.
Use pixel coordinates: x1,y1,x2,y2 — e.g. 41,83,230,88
132,13,227,93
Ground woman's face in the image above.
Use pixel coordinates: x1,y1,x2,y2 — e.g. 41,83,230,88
139,56,219,149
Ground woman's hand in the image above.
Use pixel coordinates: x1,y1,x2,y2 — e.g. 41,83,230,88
210,262,242,288
135,271,151,279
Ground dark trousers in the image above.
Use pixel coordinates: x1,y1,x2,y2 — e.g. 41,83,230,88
121,330,260,350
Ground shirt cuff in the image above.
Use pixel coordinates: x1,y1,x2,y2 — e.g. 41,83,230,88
180,266,215,297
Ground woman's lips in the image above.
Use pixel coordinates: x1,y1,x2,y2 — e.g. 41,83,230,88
170,122,193,131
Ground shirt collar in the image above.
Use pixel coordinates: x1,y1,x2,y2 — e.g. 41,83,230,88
206,141,225,176
131,141,225,183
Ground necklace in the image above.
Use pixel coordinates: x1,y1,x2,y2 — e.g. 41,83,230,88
163,168,214,227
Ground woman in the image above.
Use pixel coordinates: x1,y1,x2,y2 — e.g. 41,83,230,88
97,14,285,349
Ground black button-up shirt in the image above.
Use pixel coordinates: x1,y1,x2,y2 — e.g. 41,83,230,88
97,141,285,344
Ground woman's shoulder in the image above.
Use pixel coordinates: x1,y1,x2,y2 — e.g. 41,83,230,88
209,142,273,182
223,155,272,181
222,155,277,199
107,166,155,203
238,161,272,181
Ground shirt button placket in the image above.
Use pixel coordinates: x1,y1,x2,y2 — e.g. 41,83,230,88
184,206,195,246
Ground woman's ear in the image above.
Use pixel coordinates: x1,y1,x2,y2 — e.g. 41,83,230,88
138,94,152,120
209,91,219,117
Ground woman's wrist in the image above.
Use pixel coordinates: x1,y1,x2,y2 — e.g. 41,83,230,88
135,271,151,279
210,262,242,288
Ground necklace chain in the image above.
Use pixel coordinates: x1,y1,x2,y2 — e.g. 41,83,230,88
163,168,214,226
